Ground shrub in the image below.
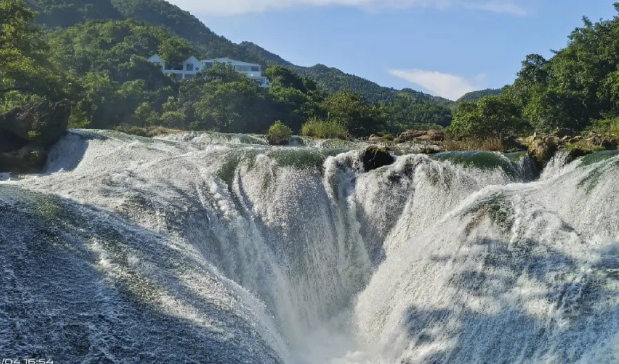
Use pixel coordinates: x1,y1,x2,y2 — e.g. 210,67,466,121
301,118,348,140
159,111,186,128
267,120,293,145
591,117,619,136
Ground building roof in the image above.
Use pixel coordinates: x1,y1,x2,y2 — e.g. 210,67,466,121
185,56,201,64
148,54,201,64
201,57,260,67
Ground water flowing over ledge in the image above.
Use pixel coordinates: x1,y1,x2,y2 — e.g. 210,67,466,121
1,130,619,363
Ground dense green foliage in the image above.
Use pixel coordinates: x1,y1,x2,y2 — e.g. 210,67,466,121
450,96,527,139
10,0,619,144
457,88,504,103
25,0,121,27
321,90,385,135
451,5,619,139
1,0,450,138
24,0,452,108
0,6,391,137
0,0,67,112
384,93,453,131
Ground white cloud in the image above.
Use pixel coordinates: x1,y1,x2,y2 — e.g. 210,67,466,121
388,69,484,100
166,0,527,16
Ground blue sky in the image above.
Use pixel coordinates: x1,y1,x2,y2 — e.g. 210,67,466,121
167,0,617,100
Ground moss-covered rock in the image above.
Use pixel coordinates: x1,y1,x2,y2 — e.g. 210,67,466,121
520,134,558,168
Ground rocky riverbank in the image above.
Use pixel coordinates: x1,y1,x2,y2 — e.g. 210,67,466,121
374,128,619,168
0,100,70,174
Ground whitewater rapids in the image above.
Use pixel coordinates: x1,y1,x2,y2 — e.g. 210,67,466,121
1,130,619,363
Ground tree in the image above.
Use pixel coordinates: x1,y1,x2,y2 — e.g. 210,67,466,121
265,65,307,91
158,37,194,66
523,87,586,132
384,94,452,132
449,96,528,139
194,80,267,133
321,90,385,136
0,0,64,97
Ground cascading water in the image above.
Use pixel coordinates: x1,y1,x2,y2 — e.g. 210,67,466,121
1,130,618,363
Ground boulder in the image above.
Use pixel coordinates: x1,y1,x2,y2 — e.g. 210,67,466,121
552,128,575,139
0,100,71,147
0,130,27,153
368,134,385,144
0,143,47,173
521,134,558,168
0,99,70,173
361,146,395,172
586,133,618,149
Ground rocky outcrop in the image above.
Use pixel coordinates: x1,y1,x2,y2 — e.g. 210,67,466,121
520,131,619,167
395,129,444,143
0,100,70,174
361,146,395,172
0,100,71,146
520,134,559,168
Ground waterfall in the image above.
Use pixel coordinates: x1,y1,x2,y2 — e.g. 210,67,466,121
1,130,618,363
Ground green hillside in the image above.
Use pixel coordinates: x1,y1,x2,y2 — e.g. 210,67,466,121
25,0,448,104
457,88,504,103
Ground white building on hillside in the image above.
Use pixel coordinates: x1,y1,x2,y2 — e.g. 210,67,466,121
148,54,270,87
201,57,270,88
148,54,201,80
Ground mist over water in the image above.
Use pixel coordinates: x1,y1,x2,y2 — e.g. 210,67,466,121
1,130,619,363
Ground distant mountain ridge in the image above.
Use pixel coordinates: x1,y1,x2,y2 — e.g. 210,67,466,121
457,88,504,103
25,0,460,104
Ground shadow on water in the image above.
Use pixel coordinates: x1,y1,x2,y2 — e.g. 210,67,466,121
43,131,110,174
0,185,283,364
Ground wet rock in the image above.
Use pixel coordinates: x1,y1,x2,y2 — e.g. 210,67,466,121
368,134,395,144
586,133,618,149
418,145,441,155
368,134,385,144
553,128,575,139
0,99,70,173
521,134,558,168
361,146,395,172
0,143,47,173
0,130,27,153
0,100,70,146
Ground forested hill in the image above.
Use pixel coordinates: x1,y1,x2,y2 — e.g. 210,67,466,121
457,88,504,103
24,0,447,103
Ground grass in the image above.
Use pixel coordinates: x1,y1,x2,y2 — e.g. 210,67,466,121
301,119,349,140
